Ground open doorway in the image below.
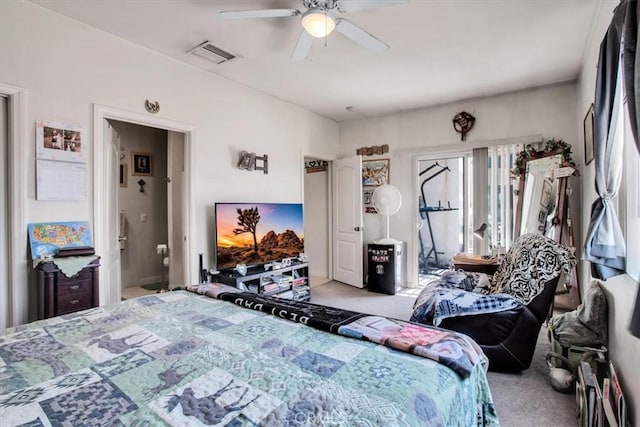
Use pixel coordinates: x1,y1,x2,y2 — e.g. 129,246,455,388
417,155,470,286
414,143,524,288
94,105,193,305
108,120,180,299
303,157,332,287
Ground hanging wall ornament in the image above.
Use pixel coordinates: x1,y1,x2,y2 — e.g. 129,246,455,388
452,111,476,141
145,100,160,114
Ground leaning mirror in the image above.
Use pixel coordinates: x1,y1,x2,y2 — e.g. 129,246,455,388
512,139,577,239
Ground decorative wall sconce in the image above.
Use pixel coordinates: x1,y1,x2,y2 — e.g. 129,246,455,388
137,179,146,193
237,151,269,174
453,111,476,141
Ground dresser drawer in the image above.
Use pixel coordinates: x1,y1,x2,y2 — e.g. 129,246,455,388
37,258,100,320
57,279,92,296
57,291,93,314
59,268,92,282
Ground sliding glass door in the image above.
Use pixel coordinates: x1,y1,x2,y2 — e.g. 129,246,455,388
415,142,522,286
417,154,470,276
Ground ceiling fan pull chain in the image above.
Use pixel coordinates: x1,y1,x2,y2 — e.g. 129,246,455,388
325,10,329,47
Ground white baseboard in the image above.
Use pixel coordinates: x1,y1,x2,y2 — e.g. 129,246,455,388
310,269,329,278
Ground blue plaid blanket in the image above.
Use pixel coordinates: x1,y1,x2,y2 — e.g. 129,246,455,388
411,271,523,326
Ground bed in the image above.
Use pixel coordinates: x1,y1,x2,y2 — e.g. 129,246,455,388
0,284,498,426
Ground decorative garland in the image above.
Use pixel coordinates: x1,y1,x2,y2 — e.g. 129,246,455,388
510,138,578,178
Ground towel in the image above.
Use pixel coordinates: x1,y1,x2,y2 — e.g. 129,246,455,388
53,255,99,277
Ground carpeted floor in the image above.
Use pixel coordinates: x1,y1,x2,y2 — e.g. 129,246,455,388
310,280,576,427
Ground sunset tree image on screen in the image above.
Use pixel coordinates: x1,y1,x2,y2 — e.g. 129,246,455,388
215,203,304,270
233,207,261,254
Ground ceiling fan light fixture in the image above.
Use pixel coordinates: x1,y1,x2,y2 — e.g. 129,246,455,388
301,9,335,38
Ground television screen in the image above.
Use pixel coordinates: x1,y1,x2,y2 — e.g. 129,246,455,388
215,203,304,270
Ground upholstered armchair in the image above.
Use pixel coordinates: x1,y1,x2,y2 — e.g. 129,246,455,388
410,233,576,372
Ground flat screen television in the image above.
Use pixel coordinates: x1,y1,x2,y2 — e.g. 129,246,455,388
215,203,304,271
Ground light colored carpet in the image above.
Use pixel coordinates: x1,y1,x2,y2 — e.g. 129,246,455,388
310,280,576,427
310,280,417,319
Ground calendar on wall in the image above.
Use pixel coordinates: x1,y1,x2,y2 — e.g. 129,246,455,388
36,159,87,201
35,120,87,201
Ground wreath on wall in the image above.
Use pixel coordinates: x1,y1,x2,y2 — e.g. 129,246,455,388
510,138,578,178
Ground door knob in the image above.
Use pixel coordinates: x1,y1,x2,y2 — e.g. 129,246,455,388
354,227,361,231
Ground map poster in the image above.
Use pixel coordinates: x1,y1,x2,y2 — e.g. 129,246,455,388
28,221,93,259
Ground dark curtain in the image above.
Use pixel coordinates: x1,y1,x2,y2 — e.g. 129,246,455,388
623,1,640,153
631,287,640,338
588,0,640,338
584,3,628,279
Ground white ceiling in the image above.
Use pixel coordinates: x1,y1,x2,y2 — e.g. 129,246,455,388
29,0,603,121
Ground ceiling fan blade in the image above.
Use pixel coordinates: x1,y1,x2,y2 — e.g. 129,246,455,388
335,18,389,54
291,30,314,61
337,0,408,13
220,9,300,19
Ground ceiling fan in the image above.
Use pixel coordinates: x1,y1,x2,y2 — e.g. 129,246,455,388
220,0,407,61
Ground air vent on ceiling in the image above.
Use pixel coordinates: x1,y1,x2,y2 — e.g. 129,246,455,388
187,41,236,64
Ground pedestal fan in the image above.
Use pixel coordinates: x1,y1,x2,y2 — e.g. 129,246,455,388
372,184,402,244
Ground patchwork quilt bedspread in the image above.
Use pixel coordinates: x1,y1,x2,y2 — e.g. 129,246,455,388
0,289,498,426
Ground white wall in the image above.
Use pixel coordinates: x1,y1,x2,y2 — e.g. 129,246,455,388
339,83,579,285
303,166,329,279
577,1,640,422
113,120,168,288
0,1,339,323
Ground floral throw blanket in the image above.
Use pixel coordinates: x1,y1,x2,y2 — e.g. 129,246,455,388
491,233,576,304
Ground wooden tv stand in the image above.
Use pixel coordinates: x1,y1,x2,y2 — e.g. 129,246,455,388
211,262,310,301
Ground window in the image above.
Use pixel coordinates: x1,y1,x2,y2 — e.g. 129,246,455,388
620,107,640,280
487,144,523,250
473,143,523,253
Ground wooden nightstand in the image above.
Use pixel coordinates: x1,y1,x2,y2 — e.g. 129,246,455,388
451,253,500,275
36,257,100,319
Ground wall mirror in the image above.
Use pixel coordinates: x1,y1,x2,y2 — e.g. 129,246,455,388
518,153,563,235
512,139,581,310
512,139,577,240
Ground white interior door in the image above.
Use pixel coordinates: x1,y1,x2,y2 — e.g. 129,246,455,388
332,155,363,287
167,131,185,287
0,96,8,328
105,120,122,303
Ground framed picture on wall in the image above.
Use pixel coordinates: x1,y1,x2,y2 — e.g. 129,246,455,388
583,103,594,165
540,178,553,211
538,209,547,223
131,152,153,176
362,159,390,186
119,164,127,187
363,187,377,213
